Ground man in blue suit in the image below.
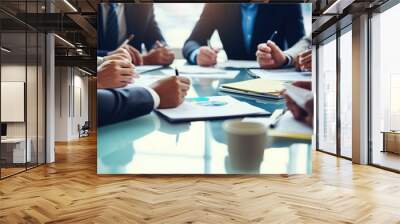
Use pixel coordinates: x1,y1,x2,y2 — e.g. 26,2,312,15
182,3,305,68
97,51,190,126
98,3,174,66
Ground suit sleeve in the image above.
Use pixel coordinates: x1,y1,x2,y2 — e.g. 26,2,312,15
284,36,311,62
97,87,154,126
97,50,109,57
284,5,305,48
182,4,218,63
144,5,166,50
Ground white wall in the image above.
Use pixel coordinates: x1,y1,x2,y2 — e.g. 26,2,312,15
54,66,89,141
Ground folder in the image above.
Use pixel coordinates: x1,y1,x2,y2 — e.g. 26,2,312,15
219,78,285,99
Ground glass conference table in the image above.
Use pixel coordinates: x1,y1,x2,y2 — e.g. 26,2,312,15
97,63,312,175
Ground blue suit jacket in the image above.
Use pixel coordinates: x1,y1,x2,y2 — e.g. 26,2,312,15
182,4,305,63
97,87,154,126
97,3,165,57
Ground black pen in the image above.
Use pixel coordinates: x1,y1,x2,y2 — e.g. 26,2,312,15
269,109,285,128
267,31,278,42
175,68,179,76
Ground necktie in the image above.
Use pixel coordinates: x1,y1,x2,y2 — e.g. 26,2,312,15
105,3,119,50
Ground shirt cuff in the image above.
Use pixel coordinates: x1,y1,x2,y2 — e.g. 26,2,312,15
97,57,104,66
283,54,294,67
142,86,160,109
189,49,200,65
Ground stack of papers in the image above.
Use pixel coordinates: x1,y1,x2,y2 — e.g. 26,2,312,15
249,68,311,81
217,60,260,69
243,111,312,140
156,96,269,122
219,79,285,99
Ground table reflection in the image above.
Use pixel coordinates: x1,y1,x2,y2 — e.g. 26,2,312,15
98,65,312,175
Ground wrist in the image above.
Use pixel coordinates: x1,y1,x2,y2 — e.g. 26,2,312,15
142,54,151,65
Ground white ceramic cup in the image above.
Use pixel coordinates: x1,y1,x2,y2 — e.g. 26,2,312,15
223,120,267,170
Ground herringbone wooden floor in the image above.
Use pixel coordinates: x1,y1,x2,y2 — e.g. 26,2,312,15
1,135,400,224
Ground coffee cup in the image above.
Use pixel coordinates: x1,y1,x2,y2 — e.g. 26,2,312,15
223,120,267,171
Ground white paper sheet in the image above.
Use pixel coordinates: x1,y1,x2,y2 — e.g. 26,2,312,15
135,65,163,74
243,111,312,136
249,68,311,81
160,67,239,79
133,75,166,86
217,60,260,69
156,96,269,122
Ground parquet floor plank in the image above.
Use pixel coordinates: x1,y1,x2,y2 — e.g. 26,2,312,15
1,135,400,223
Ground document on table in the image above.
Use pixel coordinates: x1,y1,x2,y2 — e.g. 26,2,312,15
243,111,312,140
156,96,270,122
220,78,285,99
133,75,165,86
135,65,163,74
248,68,311,81
160,66,239,79
217,60,260,69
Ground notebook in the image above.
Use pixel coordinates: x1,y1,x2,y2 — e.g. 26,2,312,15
219,79,285,99
156,96,270,122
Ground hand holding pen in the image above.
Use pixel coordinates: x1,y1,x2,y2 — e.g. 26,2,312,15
196,39,220,67
256,31,289,69
108,34,143,65
143,40,175,65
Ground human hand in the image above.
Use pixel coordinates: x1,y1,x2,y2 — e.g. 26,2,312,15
104,48,131,63
150,76,191,108
196,46,219,67
97,59,138,89
256,41,287,69
295,49,312,71
143,41,175,65
283,81,313,127
109,44,143,65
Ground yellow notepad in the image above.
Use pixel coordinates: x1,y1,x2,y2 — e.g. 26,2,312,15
221,78,284,97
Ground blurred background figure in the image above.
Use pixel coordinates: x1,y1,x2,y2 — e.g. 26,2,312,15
97,3,175,65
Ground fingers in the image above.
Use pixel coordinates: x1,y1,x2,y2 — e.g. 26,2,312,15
155,40,164,48
125,45,143,65
256,50,272,59
292,81,312,90
299,53,312,64
201,47,218,58
257,43,272,53
120,75,134,84
284,94,307,121
266,40,281,53
299,49,312,58
177,76,191,85
198,47,217,66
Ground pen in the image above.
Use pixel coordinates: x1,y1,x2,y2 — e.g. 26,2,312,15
269,109,285,128
207,39,219,53
118,34,134,49
175,68,179,76
267,31,278,42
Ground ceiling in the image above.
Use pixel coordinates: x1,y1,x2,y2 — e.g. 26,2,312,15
0,0,395,72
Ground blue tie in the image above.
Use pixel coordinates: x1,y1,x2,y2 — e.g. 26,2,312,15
105,3,119,50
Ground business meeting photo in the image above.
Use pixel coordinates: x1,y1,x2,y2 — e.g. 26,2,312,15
97,3,313,174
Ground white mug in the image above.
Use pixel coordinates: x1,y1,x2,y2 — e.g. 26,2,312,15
223,120,267,170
